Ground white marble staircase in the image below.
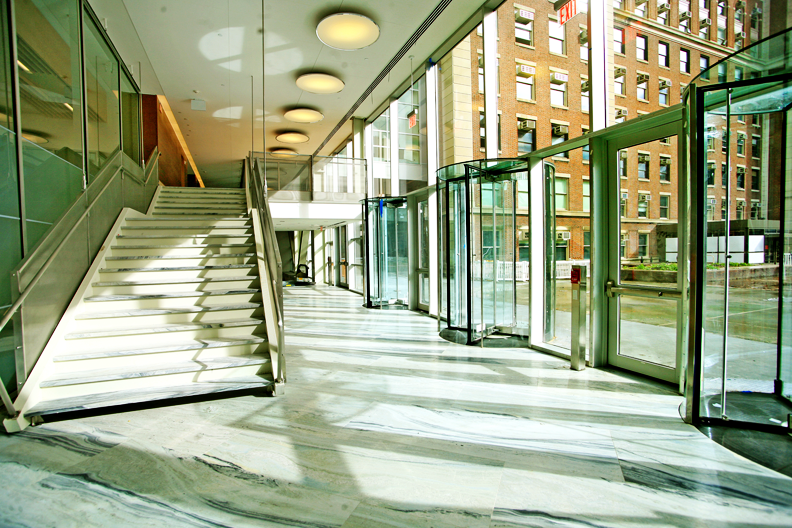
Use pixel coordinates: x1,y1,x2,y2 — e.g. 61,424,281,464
4,187,279,432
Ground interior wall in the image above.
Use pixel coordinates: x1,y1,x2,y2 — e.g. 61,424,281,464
142,94,187,187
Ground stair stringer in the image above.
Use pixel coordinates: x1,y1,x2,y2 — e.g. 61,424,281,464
245,188,284,390
4,208,145,432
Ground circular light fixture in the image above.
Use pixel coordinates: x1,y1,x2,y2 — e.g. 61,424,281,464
284,108,324,123
22,132,48,144
276,132,309,144
317,13,379,50
296,73,344,94
270,148,298,157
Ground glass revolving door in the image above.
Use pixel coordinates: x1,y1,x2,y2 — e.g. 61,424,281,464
689,29,792,432
438,159,527,345
362,197,409,309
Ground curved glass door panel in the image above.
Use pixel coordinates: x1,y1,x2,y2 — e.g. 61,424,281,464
362,197,408,309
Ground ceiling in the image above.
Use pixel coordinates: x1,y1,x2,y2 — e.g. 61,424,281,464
89,0,495,189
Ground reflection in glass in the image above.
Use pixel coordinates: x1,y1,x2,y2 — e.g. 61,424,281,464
84,10,120,179
121,73,141,165
363,197,408,309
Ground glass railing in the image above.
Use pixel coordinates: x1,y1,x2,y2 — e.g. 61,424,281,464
312,156,366,200
256,153,367,203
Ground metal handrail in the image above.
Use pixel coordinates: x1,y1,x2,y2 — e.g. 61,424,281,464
249,157,286,383
0,150,157,418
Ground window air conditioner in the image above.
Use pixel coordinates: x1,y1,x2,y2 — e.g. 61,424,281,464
556,231,571,241
679,11,692,21
700,18,712,27
659,79,672,89
516,64,536,77
621,192,629,200
614,67,627,77
735,0,745,9
579,29,589,44
552,125,569,135
550,72,569,84
515,9,534,23
737,166,746,174
615,108,628,118
638,154,650,162
636,73,650,83
619,150,628,159
736,201,746,209
709,198,717,205
660,158,672,166
639,194,651,202
657,2,671,13
635,0,648,5
522,231,530,240
581,80,591,92
738,31,747,39
518,120,535,131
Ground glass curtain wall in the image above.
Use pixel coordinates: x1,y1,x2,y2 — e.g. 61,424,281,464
371,108,390,196
692,28,792,431
397,76,428,194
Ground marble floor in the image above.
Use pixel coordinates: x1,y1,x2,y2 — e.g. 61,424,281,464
2,284,792,527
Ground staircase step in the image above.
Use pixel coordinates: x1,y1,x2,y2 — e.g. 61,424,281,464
41,355,272,388
85,289,261,303
98,264,257,281
55,336,267,362
76,302,262,320
156,200,246,205
121,225,251,231
82,289,262,311
90,277,260,296
65,318,264,340
104,255,255,268
151,212,247,216
160,188,244,193
106,253,255,261
110,245,254,257
25,379,273,418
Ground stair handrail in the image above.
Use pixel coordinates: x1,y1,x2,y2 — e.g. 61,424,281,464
249,156,286,383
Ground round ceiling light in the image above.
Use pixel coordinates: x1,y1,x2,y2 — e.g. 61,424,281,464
316,13,380,50
284,108,324,123
296,73,345,94
270,148,298,157
276,132,309,144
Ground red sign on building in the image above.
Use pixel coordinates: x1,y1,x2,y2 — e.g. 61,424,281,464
408,110,417,129
558,0,577,25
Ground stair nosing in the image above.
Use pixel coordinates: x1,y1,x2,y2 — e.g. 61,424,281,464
112,244,254,249
76,303,263,320
92,276,259,287
85,289,261,302
54,336,267,362
105,254,255,261
100,264,256,273
65,318,265,339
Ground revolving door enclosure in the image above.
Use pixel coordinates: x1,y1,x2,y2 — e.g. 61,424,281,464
438,159,528,345
688,29,792,432
362,197,409,309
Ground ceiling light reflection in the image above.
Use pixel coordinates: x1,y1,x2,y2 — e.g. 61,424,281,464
296,73,344,94
276,132,309,144
284,108,324,123
316,13,379,50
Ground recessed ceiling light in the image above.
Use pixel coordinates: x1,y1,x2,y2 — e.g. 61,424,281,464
316,13,379,50
284,108,324,123
270,148,298,157
296,73,344,94
276,132,309,144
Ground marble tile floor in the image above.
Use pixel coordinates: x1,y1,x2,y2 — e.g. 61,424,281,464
2,284,791,527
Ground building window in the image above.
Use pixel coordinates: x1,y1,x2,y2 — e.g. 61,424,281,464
638,155,649,179
680,48,690,73
479,112,485,149
660,136,671,146
658,42,669,67
618,151,628,177
620,195,627,217
582,143,590,162
580,40,589,61
551,125,569,158
555,178,569,210
736,202,745,220
549,20,566,55
372,110,390,162
750,202,760,219
660,157,671,181
635,0,647,16
706,198,715,220
516,75,534,101
706,163,715,185
751,168,760,190
614,68,625,95
700,55,710,79
636,35,648,60
659,82,670,105
660,195,670,218
721,132,728,154
735,67,743,81
658,3,669,25
751,135,761,158
614,27,625,54
638,233,648,256
721,162,727,186
613,0,623,8
583,180,590,212
477,55,484,93
718,63,727,82
517,119,536,153
581,80,590,112
398,85,421,163
736,169,745,189
717,0,726,16
516,18,534,46
583,231,591,259
621,232,628,256
637,75,648,100
737,135,745,156
720,198,726,220
550,81,567,107
679,0,691,32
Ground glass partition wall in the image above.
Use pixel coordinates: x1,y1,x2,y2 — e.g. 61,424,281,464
438,159,527,345
688,28,792,432
363,197,409,309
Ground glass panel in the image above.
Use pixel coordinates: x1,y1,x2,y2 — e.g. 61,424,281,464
0,126,20,394
120,72,140,165
397,77,427,194
448,180,468,329
618,296,678,367
15,0,83,170
700,78,792,426
543,145,590,351
83,12,120,179
22,139,83,249
418,199,429,270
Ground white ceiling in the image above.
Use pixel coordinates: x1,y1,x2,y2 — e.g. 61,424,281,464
89,0,493,189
